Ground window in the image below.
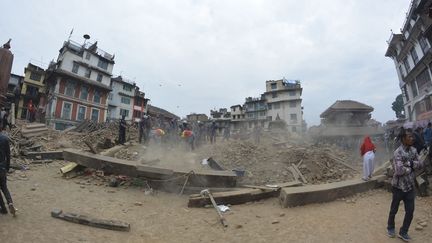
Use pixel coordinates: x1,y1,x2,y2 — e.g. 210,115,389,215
272,92,278,98
271,83,277,90
268,103,272,110
403,57,411,73
77,106,86,121
411,82,418,98
248,113,253,118
267,116,272,121
97,59,108,70
289,91,296,96
415,68,431,92
274,103,280,109
61,102,72,120
419,36,429,54
290,101,296,108
30,72,42,81
121,97,130,105
84,68,91,78
120,109,129,118
85,52,91,60
403,86,410,101
290,113,298,122
80,86,88,100
91,109,99,122
97,74,103,82
65,81,75,96
259,111,266,116
123,84,133,92
292,126,297,132
399,65,405,77
108,93,113,100
410,48,419,65
93,90,101,103
72,63,79,74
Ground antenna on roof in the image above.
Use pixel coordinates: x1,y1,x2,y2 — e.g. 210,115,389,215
68,28,74,41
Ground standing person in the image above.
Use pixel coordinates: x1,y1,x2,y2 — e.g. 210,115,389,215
2,111,11,131
0,127,16,216
118,115,127,145
413,127,425,154
360,136,376,181
423,122,432,147
138,116,145,144
387,128,424,241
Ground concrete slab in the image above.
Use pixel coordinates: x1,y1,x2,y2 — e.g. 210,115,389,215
63,148,238,187
25,151,64,160
279,175,386,208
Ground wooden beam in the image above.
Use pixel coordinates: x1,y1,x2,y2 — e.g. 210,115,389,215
51,209,130,232
292,163,307,184
188,188,279,207
25,151,64,160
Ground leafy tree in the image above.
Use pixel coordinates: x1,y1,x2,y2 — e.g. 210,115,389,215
392,94,405,119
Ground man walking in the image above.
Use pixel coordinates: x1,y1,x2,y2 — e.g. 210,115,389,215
0,127,16,216
387,128,424,241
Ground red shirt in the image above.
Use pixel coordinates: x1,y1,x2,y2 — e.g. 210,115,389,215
360,136,376,156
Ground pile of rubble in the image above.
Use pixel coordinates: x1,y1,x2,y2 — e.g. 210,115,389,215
196,137,359,185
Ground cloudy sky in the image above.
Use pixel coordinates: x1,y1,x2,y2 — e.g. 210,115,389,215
0,0,409,125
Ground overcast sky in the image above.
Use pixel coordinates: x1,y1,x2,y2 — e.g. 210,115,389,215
0,0,409,125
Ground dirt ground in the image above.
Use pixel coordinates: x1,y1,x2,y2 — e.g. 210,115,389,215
1,161,432,243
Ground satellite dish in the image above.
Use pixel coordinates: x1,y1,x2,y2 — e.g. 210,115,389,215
83,34,90,40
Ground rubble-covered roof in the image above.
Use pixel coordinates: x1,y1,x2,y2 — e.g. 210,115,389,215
320,100,373,118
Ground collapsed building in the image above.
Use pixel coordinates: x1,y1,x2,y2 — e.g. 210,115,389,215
311,100,384,147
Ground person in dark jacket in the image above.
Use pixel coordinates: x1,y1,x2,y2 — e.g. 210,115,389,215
413,127,425,154
118,115,127,145
387,128,424,241
0,128,16,216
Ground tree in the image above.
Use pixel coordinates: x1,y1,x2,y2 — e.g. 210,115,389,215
392,94,405,119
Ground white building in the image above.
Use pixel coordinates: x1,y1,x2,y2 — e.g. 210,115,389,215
45,39,115,130
263,79,303,133
108,76,135,120
385,0,432,122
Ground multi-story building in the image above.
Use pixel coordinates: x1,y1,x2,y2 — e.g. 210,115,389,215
186,113,209,122
108,76,135,121
18,63,46,119
244,96,267,128
263,79,303,132
386,0,432,122
7,73,23,112
132,88,148,122
45,39,115,130
230,105,245,130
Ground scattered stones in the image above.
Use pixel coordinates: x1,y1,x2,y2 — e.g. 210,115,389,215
279,213,285,217
235,224,243,229
134,202,143,206
415,225,423,231
419,221,428,227
271,220,280,224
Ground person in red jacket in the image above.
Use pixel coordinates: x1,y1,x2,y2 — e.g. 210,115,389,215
360,136,376,181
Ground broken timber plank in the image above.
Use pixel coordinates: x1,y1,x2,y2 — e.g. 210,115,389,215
326,153,359,172
84,140,98,154
288,166,299,181
292,163,307,184
25,151,64,160
60,162,78,174
188,188,279,207
51,209,130,232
